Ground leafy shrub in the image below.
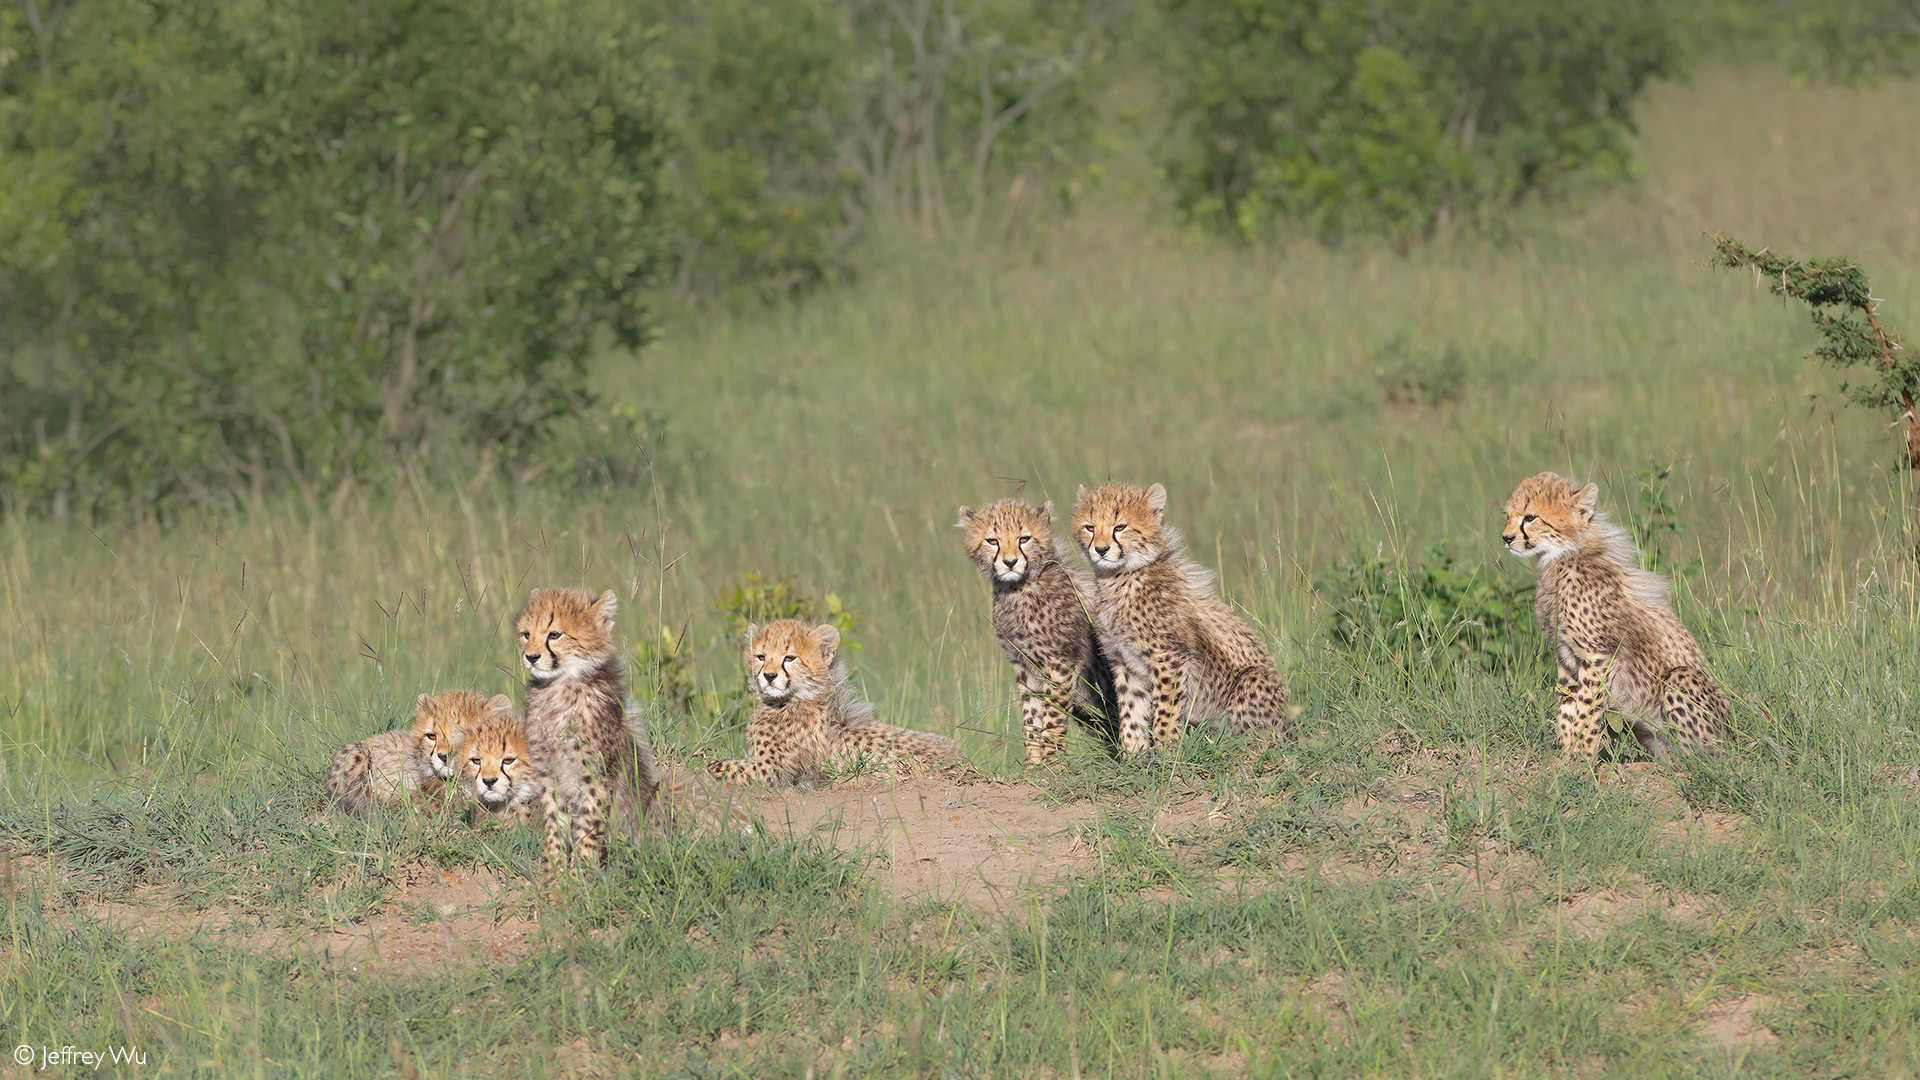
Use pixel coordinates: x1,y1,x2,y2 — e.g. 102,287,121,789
1318,543,1537,673
0,0,670,518
1154,0,1685,241
715,572,860,650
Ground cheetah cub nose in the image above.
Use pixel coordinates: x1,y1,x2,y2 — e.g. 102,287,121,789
524,653,541,664
1501,533,1516,544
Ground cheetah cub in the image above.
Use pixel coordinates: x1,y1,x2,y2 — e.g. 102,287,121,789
959,498,1117,766
1073,482,1291,752
326,690,513,815
460,710,550,823
516,588,751,873
708,619,959,786
517,587,663,875
1503,472,1729,756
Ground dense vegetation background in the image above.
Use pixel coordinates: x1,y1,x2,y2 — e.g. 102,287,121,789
8,2,1920,1076
6,0,1910,519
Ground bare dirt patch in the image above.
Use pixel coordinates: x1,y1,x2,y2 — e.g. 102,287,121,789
751,775,1097,912
1555,880,1714,938
1701,994,1779,1050
67,861,537,976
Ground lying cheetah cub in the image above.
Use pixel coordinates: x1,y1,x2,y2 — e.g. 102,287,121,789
959,498,1117,765
326,690,512,815
1503,472,1729,756
708,619,959,785
1073,482,1291,752
460,710,550,823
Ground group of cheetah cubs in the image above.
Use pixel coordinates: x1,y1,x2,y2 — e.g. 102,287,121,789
962,474,1726,764
325,471,1729,880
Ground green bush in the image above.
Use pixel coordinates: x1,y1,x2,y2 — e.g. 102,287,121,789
1154,0,1686,241
0,0,670,517
1318,543,1537,674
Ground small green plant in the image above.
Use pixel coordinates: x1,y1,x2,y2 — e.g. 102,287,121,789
633,623,701,716
1374,337,1468,409
1709,234,1920,472
715,572,860,650
1629,460,1694,574
1318,543,1536,674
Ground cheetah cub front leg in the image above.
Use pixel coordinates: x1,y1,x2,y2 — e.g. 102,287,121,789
1111,661,1155,753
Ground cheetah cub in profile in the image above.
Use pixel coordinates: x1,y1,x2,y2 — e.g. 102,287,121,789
1503,472,1729,756
327,690,513,815
959,498,1117,766
708,619,959,786
1073,482,1291,752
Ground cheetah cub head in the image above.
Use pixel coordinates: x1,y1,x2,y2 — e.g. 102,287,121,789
1072,482,1168,574
1502,472,1600,560
412,689,515,779
515,587,618,683
460,713,543,814
958,498,1058,584
746,619,840,704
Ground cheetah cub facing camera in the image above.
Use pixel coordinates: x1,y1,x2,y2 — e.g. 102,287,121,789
1502,472,1729,756
460,710,550,824
958,498,1117,766
708,619,959,786
326,689,513,815
1072,482,1291,752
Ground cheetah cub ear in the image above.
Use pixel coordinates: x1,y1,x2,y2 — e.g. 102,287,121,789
1574,482,1600,523
1076,483,1089,501
1146,483,1167,516
485,693,514,716
813,623,841,665
591,589,619,630
956,505,975,527
1040,499,1053,520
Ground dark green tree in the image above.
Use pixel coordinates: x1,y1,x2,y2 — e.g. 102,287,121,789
1152,0,1686,242
1,0,671,517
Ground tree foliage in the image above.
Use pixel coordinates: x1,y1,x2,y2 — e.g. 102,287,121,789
1709,234,1920,471
1153,0,1686,241
1,0,669,517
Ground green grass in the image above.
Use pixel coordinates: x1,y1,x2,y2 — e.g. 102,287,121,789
6,64,1920,1076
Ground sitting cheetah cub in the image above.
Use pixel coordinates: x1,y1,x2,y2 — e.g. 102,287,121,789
1503,472,1729,756
708,619,959,785
326,690,513,815
958,498,1117,766
1072,482,1291,752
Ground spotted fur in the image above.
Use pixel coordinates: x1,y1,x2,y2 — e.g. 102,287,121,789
516,588,751,880
708,619,959,786
517,588,656,879
1072,482,1291,752
959,498,1117,765
326,690,510,815
461,710,550,823
1503,471,1729,756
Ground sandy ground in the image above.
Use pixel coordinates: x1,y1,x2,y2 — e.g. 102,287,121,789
750,774,1100,912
